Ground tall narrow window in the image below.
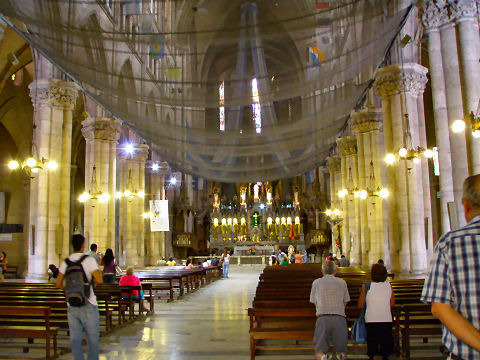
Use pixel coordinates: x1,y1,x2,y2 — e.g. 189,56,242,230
252,78,261,134
219,80,225,131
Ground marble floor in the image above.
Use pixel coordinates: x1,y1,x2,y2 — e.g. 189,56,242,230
60,265,314,360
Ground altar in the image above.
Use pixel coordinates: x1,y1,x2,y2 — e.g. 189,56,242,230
233,245,274,256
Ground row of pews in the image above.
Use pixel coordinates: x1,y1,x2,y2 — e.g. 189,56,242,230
134,265,222,302
248,264,442,360
0,264,221,359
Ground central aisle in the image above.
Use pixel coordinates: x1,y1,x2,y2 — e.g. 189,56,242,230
61,265,264,360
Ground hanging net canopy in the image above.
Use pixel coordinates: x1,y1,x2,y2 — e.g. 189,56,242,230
0,0,411,183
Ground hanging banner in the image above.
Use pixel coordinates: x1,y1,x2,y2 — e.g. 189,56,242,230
149,200,169,232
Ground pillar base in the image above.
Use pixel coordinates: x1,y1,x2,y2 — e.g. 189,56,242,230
26,272,48,282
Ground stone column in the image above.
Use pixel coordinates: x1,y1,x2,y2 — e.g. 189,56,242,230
118,144,149,267
374,64,429,273
27,79,77,280
146,160,167,265
450,0,480,174
81,118,122,252
336,137,360,265
352,108,383,266
422,2,455,235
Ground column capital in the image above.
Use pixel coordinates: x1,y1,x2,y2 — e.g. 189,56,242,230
449,0,477,22
351,108,383,134
146,160,169,175
422,0,450,31
374,64,428,98
326,156,341,173
422,0,477,30
29,79,78,109
336,136,357,157
81,118,122,142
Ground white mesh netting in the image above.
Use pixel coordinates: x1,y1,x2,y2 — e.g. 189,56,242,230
0,0,412,182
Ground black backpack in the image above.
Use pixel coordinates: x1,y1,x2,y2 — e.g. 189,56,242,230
64,255,90,307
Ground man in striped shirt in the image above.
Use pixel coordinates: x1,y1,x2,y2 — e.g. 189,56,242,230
421,174,480,359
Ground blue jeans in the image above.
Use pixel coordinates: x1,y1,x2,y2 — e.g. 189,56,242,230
67,303,100,360
223,262,229,278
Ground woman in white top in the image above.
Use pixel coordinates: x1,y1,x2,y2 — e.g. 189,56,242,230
221,249,230,278
358,263,396,360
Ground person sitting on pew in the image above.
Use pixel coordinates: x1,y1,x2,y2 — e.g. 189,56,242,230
0,251,7,282
166,257,176,266
338,255,350,267
310,260,350,360
119,266,149,313
185,259,194,269
47,264,59,283
279,252,289,266
357,263,395,360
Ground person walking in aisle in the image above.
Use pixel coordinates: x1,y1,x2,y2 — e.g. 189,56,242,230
57,234,103,360
221,248,230,278
422,174,480,359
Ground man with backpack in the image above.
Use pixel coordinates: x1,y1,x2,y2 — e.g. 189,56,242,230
56,234,103,360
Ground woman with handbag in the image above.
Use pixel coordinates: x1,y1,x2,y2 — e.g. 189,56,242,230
357,263,395,360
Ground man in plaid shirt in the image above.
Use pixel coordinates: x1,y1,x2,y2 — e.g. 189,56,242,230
421,174,480,359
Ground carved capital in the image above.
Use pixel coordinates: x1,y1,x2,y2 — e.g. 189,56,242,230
449,0,477,21
81,118,122,142
146,160,169,175
402,63,429,97
422,0,450,30
336,136,357,157
133,144,150,162
29,79,78,109
351,108,383,134
374,64,428,98
326,156,341,173
374,66,403,98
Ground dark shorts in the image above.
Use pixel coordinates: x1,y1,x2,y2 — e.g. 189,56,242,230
366,322,394,358
314,315,348,354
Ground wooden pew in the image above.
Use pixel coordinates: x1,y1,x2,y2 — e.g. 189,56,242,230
0,306,58,359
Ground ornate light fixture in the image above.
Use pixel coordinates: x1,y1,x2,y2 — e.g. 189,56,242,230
366,161,389,199
337,167,362,199
116,169,145,200
325,208,343,225
384,114,434,165
8,143,58,178
79,165,109,205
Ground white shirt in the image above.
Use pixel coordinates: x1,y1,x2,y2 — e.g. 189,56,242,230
365,281,392,323
222,253,230,264
59,252,100,306
310,275,350,317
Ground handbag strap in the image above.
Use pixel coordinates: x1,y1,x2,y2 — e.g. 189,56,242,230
360,282,371,317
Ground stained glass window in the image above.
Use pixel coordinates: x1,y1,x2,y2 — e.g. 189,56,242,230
252,78,261,134
219,80,225,131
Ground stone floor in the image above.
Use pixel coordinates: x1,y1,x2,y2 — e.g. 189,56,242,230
56,265,441,360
